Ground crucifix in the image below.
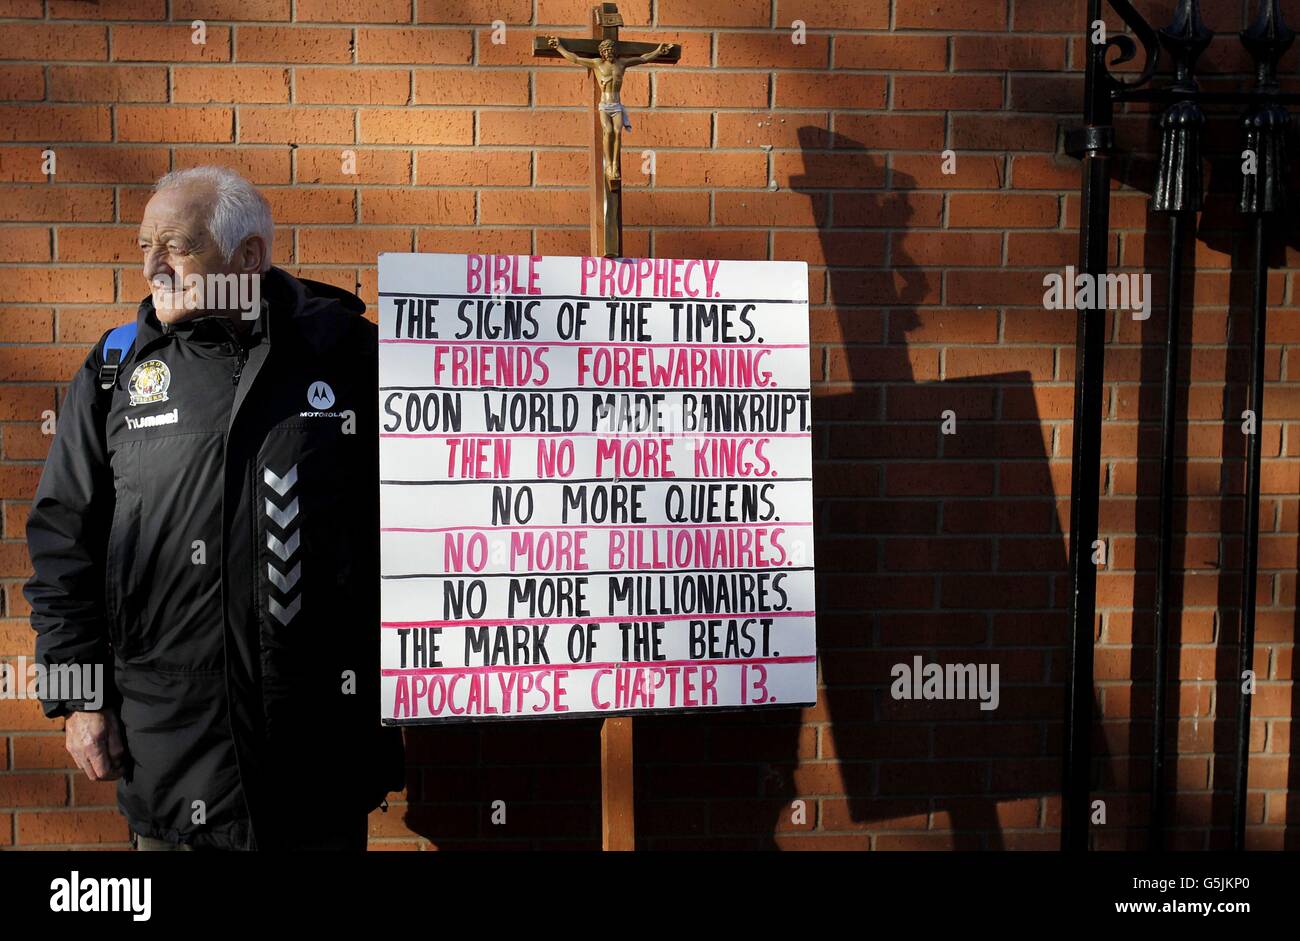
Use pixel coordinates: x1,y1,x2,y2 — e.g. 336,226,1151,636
533,3,683,259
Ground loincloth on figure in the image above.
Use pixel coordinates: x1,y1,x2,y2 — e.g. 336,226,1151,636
598,101,633,131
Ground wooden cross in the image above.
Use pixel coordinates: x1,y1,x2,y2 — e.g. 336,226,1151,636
533,3,683,259
531,6,685,851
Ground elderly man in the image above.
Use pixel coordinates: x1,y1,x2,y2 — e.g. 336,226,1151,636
25,165,404,850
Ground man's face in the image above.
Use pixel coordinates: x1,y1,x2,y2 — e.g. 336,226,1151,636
599,42,614,61
138,185,237,324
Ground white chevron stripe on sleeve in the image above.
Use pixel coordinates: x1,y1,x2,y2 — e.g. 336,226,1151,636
264,496,300,528
267,561,302,593
268,595,301,624
266,530,300,561
263,464,299,497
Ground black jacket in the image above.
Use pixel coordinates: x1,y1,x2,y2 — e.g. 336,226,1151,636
25,267,405,850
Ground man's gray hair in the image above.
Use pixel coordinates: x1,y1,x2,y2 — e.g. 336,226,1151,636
153,166,274,271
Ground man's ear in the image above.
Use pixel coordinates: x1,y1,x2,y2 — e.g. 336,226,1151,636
236,234,268,274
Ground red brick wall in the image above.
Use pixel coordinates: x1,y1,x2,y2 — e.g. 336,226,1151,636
1,0,1297,850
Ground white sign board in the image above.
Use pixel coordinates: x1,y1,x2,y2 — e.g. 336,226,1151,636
377,253,816,723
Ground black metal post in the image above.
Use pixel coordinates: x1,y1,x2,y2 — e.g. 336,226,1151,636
1062,0,1116,852
1232,0,1292,853
1234,213,1269,850
1150,210,1185,845
1064,0,1161,853
1149,0,1210,851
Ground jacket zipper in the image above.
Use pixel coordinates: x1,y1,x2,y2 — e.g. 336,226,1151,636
216,317,257,846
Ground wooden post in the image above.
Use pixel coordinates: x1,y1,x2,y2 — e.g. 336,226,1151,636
600,716,635,850
533,3,685,851
591,3,634,851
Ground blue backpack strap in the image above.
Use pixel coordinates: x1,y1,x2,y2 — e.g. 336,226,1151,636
98,321,138,391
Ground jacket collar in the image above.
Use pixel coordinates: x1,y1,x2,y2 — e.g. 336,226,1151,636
158,302,268,346
261,266,364,356
130,267,359,360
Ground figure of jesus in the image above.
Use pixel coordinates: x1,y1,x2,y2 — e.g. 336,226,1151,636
545,36,675,187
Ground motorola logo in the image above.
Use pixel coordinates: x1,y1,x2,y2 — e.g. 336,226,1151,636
307,380,335,410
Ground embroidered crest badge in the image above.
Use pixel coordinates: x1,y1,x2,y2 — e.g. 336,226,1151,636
128,359,170,406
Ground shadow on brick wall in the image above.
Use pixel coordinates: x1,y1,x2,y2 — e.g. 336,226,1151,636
790,125,1079,849
400,124,1091,850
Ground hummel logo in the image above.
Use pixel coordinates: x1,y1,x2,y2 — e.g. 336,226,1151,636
125,408,178,431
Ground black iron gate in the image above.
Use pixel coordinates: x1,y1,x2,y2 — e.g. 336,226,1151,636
1064,0,1298,851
